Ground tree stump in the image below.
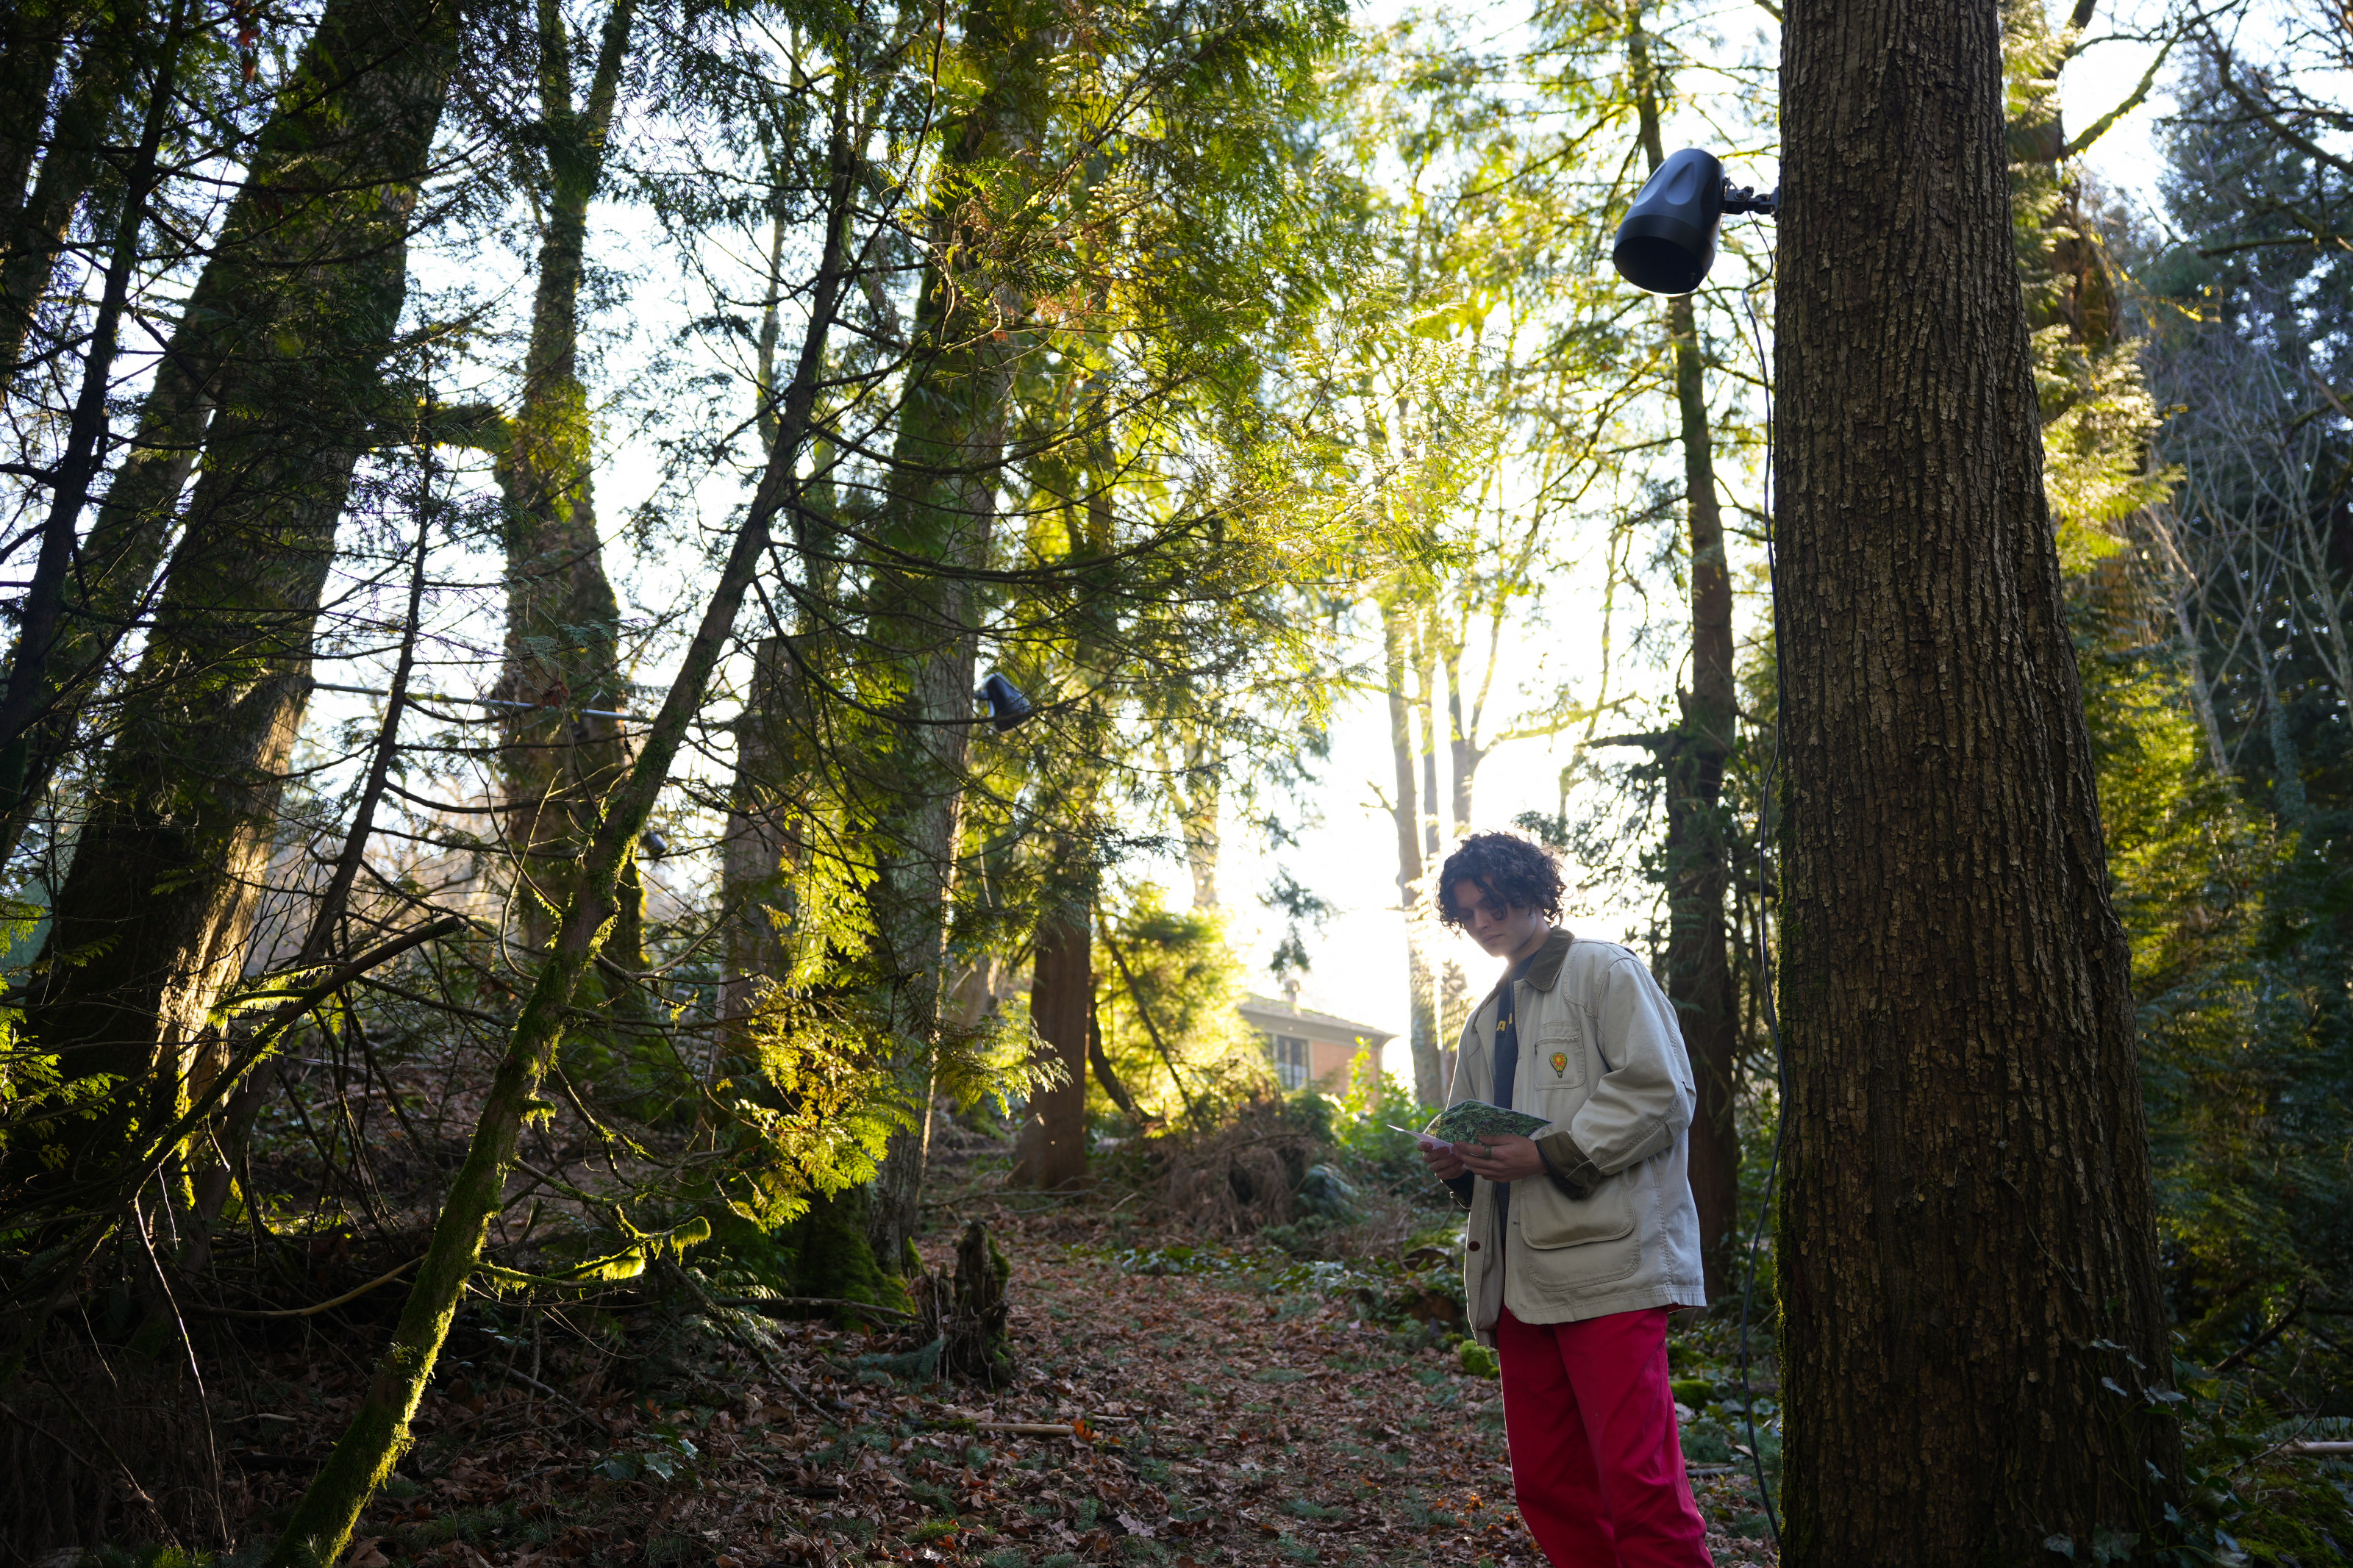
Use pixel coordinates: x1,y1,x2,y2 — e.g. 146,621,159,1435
917,1220,1013,1387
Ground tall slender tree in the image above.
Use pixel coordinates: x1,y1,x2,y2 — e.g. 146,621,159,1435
259,46,869,1567
1010,441,1118,1186
490,0,644,963
1774,0,2180,1557
1372,595,1441,1101
0,7,135,387
1626,1,1740,1303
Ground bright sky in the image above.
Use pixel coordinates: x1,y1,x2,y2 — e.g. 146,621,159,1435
2061,0,2177,210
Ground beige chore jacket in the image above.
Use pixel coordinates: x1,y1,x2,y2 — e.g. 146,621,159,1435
1452,928,1707,1339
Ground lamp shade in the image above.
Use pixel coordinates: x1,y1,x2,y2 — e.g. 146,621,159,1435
1613,148,1726,296
976,671,1035,731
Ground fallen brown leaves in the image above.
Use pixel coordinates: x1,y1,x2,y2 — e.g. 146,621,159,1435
192,1195,1782,1568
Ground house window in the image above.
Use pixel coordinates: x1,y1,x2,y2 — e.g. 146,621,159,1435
1271,1034,1310,1090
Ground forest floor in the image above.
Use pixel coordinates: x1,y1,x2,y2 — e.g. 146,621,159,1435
228,1185,1782,1568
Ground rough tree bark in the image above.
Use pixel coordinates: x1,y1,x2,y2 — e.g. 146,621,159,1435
861,0,1038,1267
1012,468,1112,1186
1774,0,2181,1558
1010,903,1090,1189
858,282,1005,1267
18,0,461,1185
1629,7,1740,1305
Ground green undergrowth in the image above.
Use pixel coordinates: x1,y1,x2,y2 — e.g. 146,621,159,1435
2174,1387,2352,1564
1662,1313,1785,1542
690,1187,913,1325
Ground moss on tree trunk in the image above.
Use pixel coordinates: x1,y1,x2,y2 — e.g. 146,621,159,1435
860,0,1043,1267
15,0,461,1189
493,0,643,973
258,86,863,1566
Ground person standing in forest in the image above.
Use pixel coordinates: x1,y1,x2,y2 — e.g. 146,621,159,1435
1420,830,1710,1567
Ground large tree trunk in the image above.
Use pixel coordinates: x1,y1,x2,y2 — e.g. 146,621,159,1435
1629,10,1740,1305
860,321,1001,1264
861,0,1035,1267
1010,903,1090,1189
495,0,640,963
0,0,454,867
1775,0,2180,1558
16,0,460,1183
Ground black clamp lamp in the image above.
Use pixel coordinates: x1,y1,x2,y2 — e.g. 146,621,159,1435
976,670,1035,731
1612,148,1779,296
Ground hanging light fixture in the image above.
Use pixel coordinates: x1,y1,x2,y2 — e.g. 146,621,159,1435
1613,147,1779,296
976,671,1035,731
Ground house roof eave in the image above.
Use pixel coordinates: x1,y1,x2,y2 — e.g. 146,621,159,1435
1235,994,1398,1048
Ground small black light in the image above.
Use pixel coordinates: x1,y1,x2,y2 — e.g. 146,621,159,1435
1613,148,1778,296
976,671,1035,731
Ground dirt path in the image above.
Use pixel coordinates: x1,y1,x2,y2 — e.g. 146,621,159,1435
313,1200,1779,1568
896,1209,1780,1567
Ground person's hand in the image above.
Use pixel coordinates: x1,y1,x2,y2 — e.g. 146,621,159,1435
1419,1137,1469,1180
1455,1133,1546,1184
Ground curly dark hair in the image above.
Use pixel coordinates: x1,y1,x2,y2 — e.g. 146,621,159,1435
1435,831,1566,928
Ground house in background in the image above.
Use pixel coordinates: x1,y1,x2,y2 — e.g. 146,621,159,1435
1238,981,1396,1097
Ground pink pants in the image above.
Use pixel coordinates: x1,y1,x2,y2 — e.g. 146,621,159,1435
1496,1305,1713,1568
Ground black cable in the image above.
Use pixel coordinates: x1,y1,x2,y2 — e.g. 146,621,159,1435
1731,275,1784,1552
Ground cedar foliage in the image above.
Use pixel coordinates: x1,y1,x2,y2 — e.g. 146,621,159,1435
0,0,2349,1564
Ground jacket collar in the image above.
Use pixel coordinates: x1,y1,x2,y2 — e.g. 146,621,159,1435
1479,926,1575,1009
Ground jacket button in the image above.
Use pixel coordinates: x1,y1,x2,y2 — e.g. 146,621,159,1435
1468,1241,1480,1252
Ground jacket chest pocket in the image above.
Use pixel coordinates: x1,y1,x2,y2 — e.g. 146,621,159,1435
1531,1018,1588,1093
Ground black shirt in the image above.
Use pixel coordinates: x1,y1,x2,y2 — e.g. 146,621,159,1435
1443,952,1533,1215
